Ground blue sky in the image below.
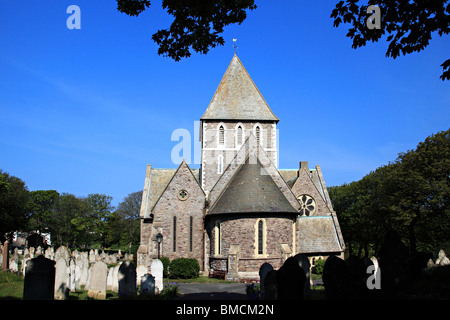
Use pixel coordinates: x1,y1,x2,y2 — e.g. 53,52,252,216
1,1,449,207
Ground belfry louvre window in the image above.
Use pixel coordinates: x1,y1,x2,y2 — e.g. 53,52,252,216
219,125,225,146
256,126,261,144
258,220,263,255
173,216,177,252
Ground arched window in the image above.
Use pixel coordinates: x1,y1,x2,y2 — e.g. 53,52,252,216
255,219,266,256
237,125,243,145
189,216,193,252
255,126,261,145
258,220,264,255
217,155,223,174
173,216,177,252
214,220,221,255
219,125,225,146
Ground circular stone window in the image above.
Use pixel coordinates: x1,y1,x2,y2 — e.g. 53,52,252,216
177,189,189,201
297,194,316,216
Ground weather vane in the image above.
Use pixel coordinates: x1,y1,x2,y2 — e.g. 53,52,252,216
233,39,238,54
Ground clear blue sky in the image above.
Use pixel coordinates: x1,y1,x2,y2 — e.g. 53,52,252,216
1,1,449,207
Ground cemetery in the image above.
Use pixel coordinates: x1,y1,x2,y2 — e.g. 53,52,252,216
1,233,449,300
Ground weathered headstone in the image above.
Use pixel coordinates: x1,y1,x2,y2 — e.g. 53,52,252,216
151,259,164,293
259,262,273,298
54,246,71,265
87,261,108,299
23,255,56,300
54,258,70,300
140,274,155,296
118,261,137,297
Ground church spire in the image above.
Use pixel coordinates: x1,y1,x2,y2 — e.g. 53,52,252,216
200,55,279,122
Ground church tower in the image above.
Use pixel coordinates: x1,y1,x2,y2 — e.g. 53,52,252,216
199,54,280,192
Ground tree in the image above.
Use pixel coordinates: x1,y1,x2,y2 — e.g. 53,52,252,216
51,193,89,248
330,128,450,257
390,129,450,253
71,193,114,248
107,191,142,253
116,0,256,61
0,170,30,242
28,190,60,237
330,0,450,80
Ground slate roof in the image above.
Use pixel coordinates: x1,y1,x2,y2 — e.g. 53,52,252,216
201,54,279,122
297,216,343,253
208,157,298,215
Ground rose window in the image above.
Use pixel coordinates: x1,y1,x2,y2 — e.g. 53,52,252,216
298,194,316,216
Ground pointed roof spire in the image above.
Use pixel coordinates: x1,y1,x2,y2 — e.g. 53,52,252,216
201,55,279,122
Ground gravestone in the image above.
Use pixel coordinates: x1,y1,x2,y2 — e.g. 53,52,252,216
118,261,137,297
346,255,368,296
263,270,278,300
68,257,76,292
140,274,155,296
112,263,121,293
437,250,450,266
136,264,148,287
277,256,306,300
323,255,353,299
378,230,409,296
87,261,108,299
106,267,114,291
2,241,9,270
23,255,56,300
294,253,312,294
151,259,163,293
54,258,70,300
54,246,71,265
259,262,273,298
89,249,96,263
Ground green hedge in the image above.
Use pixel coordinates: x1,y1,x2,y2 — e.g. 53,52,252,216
160,256,170,278
169,258,200,279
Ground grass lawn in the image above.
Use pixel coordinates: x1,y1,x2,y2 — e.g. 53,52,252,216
0,270,233,300
0,270,24,300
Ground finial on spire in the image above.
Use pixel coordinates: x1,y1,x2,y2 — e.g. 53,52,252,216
233,39,238,55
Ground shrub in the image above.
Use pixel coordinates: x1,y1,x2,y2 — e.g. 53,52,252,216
160,256,170,278
313,258,325,275
169,258,200,279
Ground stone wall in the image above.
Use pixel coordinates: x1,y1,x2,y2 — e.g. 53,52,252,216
206,214,296,274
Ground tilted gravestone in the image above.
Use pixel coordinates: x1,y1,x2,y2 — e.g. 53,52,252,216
87,261,108,299
23,255,56,300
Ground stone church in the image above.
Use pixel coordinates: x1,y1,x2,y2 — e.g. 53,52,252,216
137,54,345,280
